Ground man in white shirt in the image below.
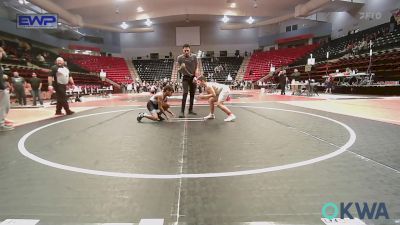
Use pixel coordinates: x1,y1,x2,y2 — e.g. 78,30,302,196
48,57,75,115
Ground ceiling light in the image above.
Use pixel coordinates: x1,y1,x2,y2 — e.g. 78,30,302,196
120,22,128,29
137,6,144,13
222,15,229,23
230,2,236,8
145,18,152,27
246,16,254,24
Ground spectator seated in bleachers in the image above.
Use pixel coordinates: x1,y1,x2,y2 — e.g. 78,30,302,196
245,45,318,81
202,57,243,83
36,53,45,63
291,22,397,68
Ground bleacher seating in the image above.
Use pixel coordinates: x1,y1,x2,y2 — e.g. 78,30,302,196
61,53,132,84
373,29,400,51
2,40,20,59
30,48,58,68
287,48,400,82
201,57,243,82
1,38,59,68
133,59,174,82
290,23,395,67
244,44,319,81
285,23,400,83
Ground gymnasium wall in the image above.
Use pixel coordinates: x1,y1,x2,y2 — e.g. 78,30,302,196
120,21,259,59
328,0,400,39
258,22,332,47
278,18,321,34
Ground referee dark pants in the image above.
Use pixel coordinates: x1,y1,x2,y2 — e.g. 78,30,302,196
15,87,26,105
55,84,71,114
181,76,196,114
280,82,286,95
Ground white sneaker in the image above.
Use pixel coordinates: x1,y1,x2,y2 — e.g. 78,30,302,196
224,114,236,122
204,114,215,120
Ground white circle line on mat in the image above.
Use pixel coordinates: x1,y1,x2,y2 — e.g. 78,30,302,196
17,106,356,179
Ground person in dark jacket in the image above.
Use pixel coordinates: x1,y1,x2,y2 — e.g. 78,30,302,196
279,70,287,95
30,72,43,106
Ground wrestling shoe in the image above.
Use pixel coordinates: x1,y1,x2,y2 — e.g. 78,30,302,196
204,113,215,120
137,113,145,122
224,114,236,122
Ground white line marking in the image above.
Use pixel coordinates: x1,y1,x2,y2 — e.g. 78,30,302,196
321,218,366,225
17,106,356,179
167,118,205,123
169,120,204,122
0,220,40,225
175,120,188,225
346,150,400,174
245,222,294,225
291,125,400,174
139,219,164,225
102,223,134,225
169,117,205,120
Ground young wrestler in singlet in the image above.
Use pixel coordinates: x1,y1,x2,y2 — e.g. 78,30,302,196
137,85,175,122
197,76,236,122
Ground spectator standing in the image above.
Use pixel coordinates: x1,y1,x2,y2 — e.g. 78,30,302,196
11,71,26,106
0,46,13,131
30,72,43,106
290,69,300,95
279,70,287,95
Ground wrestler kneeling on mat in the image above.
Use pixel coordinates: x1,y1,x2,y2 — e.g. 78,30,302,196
137,85,175,122
197,76,236,122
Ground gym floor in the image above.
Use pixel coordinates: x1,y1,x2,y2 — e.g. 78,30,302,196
0,91,399,225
